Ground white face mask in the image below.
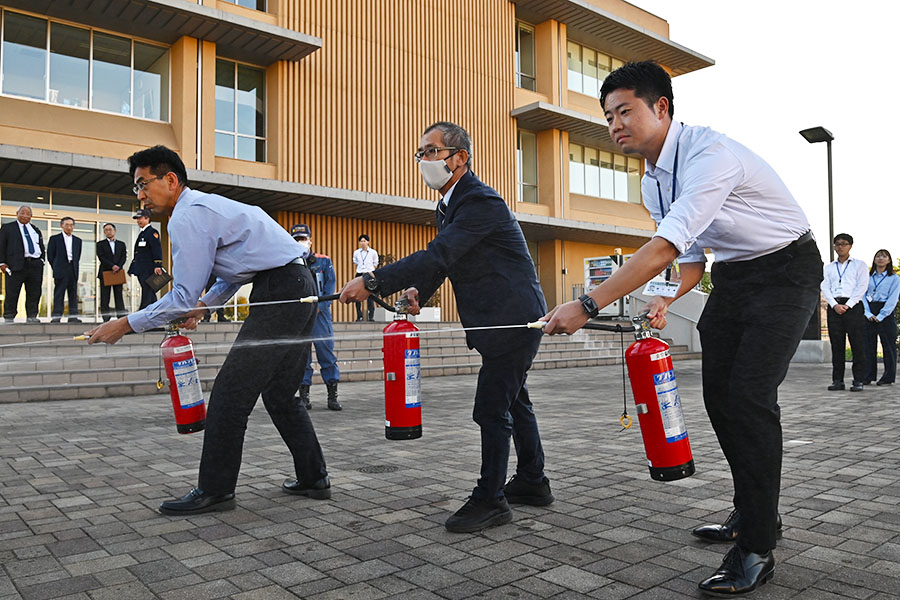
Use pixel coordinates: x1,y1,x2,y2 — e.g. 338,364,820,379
419,158,455,190
296,239,311,258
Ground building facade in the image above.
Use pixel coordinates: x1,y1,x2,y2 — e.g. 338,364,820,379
0,0,711,321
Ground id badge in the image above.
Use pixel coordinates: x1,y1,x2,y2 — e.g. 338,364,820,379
833,285,843,297
138,241,147,247
643,279,680,298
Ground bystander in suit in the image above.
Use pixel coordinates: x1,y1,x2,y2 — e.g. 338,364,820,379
47,216,82,322
0,206,45,323
97,223,128,321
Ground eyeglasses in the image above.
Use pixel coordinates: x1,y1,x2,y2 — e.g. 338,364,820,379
414,146,458,161
132,176,161,195
833,241,851,247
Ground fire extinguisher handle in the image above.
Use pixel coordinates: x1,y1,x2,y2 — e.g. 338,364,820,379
581,321,637,333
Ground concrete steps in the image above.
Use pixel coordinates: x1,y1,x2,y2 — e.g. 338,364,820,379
0,320,698,403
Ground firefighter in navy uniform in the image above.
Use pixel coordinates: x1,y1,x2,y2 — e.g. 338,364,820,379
291,224,342,411
127,208,164,309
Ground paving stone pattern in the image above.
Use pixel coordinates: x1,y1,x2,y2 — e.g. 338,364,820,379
1,360,899,599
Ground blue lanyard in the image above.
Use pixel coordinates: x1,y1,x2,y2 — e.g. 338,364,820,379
655,124,684,218
835,260,850,283
871,271,888,295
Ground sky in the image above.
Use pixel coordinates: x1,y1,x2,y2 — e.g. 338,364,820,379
628,0,898,267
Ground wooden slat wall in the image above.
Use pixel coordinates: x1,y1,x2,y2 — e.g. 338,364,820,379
276,0,518,206
276,210,458,323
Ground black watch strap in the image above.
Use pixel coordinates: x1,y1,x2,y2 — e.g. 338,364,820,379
578,294,600,318
362,272,380,293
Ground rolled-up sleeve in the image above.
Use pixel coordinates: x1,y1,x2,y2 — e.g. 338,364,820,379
128,206,217,332
653,144,743,257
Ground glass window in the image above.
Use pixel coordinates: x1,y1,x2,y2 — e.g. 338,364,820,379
49,22,89,108
517,130,537,204
627,157,642,204
582,48,598,98
92,32,131,115
99,195,136,214
221,0,266,10
566,42,582,94
568,143,584,195
584,147,599,197
1,185,51,211
52,190,97,212
215,58,266,162
2,12,47,101
133,41,168,121
614,154,628,202
516,22,535,91
596,51,611,87
600,151,614,199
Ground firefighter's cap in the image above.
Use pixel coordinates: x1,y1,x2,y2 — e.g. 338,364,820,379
132,208,152,219
291,224,311,238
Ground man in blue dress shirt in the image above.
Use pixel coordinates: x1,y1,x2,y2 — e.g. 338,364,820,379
86,145,331,514
543,62,823,596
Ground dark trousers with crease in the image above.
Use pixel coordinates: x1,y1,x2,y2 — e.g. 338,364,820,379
864,315,898,384
471,330,545,500
4,258,43,319
827,301,866,383
198,262,327,495
52,263,79,318
698,237,822,553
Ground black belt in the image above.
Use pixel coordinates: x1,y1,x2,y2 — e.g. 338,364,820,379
24,257,42,261
834,297,849,304
794,230,814,247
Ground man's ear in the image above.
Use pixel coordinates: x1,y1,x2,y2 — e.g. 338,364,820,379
656,96,670,120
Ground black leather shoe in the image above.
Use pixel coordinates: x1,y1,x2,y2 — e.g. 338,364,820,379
876,380,893,386
827,381,845,391
503,475,554,506
699,546,774,596
282,476,331,499
67,317,82,323
159,488,235,515
692,510,782,543
445,496,513,533
850,381,864,392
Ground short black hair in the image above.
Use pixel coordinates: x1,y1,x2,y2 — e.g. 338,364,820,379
60,216,74,225
600,60,674,118
423,121,473,168
833,233,853,245
358,234,370,242
127,145,188,186
871,249,895,276
104,222,117,230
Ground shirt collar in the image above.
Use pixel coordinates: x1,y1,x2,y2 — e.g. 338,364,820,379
646,120,682,176
441,179,461,206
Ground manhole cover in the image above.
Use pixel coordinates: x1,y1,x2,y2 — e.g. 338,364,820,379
357,465,399,473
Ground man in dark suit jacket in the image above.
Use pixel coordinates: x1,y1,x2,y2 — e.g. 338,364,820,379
127,208,163,309
0,205,45,323
97,222,128,321
340,122,551,534
47,216,83,323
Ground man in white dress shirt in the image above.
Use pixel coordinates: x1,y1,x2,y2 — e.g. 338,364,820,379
0,206,45,323
352,234,379,321
821,233,869,391
543,61,823,596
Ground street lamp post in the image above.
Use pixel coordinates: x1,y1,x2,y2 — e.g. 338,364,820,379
799,126,835,261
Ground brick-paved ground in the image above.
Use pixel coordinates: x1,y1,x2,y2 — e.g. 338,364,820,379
1,359,899,599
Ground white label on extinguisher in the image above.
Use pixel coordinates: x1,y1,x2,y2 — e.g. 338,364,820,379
652,369,687,443
404,348,421,408
650,349,670,362
171,344,192,354
172,358,204,409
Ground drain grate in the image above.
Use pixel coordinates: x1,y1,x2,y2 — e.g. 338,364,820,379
357,465,399,474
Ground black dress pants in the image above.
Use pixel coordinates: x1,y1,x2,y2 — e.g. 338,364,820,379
198,262,327,495
355,297,375,320
137,274,157,309
826,301,866,383
52,263,79,318
698,236,822,553
470,330,545,500
3,258,43,319
99,279,126,321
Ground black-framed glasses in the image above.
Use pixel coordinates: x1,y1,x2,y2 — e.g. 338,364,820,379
132,176,162,195
833,241,851,247
414,146,458,161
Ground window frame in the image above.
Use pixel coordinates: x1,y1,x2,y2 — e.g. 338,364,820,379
220,0,267,12
565,39,619,98
568,142,642,203
0,8,171,123
214,57,268,163
517,129,538,204
515,21,536,92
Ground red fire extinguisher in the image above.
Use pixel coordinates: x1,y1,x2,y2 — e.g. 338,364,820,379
382,300,422,440
160,324,206,434
623,318,694,481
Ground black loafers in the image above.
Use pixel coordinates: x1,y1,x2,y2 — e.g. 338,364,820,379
445,496,512,533
282,476,332,499
827,381,845,391
159,488,235,515
503,475,555,506
699,545,774,596
692,510,782,543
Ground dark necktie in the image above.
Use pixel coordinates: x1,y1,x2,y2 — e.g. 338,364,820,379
437,201,446,228
22,224,35,255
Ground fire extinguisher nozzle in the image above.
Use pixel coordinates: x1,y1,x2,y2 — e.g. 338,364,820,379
73,335,89,341
526,320,547,329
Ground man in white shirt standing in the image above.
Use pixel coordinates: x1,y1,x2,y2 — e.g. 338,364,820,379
0,206,45,323
542,61,824,596
821,233,869,392
352,234,378,321
47,216,83,323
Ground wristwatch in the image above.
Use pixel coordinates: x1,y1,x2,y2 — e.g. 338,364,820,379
578,294,599,318
361,272,380,294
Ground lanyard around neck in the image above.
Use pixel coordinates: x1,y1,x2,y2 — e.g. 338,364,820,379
655,124,684,219
835,259,851,283
871,271,889,293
